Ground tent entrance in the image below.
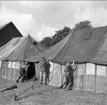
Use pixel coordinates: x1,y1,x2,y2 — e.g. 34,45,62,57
26,62,36,80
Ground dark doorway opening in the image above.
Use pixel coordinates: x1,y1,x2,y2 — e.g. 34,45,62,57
26,62,36,80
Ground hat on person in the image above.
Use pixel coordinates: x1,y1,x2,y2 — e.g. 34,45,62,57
71,61,75,65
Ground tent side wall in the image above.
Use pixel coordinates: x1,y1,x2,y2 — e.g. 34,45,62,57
0,61,24,81
49,62,107,93
1,61,39,81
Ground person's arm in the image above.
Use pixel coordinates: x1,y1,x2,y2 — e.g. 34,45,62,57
72,63,77,71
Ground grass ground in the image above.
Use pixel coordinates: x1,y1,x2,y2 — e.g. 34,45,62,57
0,78,106,105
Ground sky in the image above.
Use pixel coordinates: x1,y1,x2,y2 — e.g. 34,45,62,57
1,1,107,41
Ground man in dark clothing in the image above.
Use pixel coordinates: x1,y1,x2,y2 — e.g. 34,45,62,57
16,64,27,83
44,60,51,85
60,63,71,89
39,58,46,84
60,61,77,90
67,61,77,90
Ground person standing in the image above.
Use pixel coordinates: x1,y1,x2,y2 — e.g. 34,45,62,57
59,63,70,89
16,64,26,83
67,61,77,90
44,60,51,85
60,61,77,90
39,57,46,84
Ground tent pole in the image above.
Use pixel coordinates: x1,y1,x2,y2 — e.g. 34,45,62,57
75,64,78,89
10,62,13,80
5,61,8,79
13,62,17,81
1,61,3,78
59,65,63,87
35,63,37,79
53,63,54,72
84,63,87,91
35,63,39,80
0,61,2,77
95,64,97,93
106,66,107,76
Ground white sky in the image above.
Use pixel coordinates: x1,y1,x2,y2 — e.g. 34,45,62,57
0,1,107,41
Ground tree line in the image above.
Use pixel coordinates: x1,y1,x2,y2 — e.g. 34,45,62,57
40,20,93,49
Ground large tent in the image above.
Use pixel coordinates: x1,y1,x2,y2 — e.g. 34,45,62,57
27,26,107,64
49,26,107,64
26,26,107,93
0,35,46,80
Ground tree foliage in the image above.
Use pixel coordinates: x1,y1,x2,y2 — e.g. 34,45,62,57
52,26,71,45
39,20,93,49
40,37,53,49
74,20,92,30
40,26,71,48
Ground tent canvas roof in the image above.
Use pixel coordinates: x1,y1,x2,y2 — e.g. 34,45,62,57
26,26,107,65
90,31,107,65
25,30,72,62
0,35,46,62
50,26,107,64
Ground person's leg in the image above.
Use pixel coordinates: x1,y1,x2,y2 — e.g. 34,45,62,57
39,71,43,84
43,72,46,84
44,74,48,85
16,76,21,83
71,76,74,89
60,76,68,88
68,76,74,90
47,74,49,85
45,75,48,85
63,77,69,88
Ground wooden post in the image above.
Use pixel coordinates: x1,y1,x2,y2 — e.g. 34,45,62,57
5,61,8,79
13,62,16,81
74,64,78,89
52,63,54,78
59,65,63,87
1,61,4,78
95,64,97,92
0,61,2,77
36,63,39,80
35,63,37,78
84,63,87,91
53,63,54,72
106,66,107,76
10,62,13,80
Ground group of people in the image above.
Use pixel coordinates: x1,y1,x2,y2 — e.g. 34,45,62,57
16,57,77,91
39,58,77,90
